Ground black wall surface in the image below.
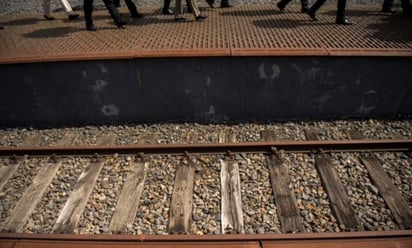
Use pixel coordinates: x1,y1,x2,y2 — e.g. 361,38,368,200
1,56,411,127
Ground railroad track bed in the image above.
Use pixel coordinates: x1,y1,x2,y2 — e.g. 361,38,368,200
0,118,412,247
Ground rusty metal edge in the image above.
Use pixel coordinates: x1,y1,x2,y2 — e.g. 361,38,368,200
2,49,411,65
326,49,412,57
0,53,135,65
0,139,410,157
230,48,329,56
0,230,411,242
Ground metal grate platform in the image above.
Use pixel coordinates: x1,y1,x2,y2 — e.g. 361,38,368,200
0,4,411,63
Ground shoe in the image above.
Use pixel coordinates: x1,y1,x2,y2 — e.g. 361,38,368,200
163,8,173,15
174,16,186,21
131,12,143,18
206,0,215,8
43,15,55,20
68,14,79,20
307,10,317,21
0,26,4,29
86,25,98,31
221,3,232,8
301,7,309,13
336,17,352,25
117,20,127,28
195,14,207,21
381,8,395,13
277,3,285,12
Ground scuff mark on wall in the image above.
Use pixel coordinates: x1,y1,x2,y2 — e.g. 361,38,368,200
92,79,108,92
101,104,120,116
204,105,216,122
258,63,267,79
82,70,87,80
355,90,377,115
98,63,108,74
271,64,280,80
206,76,212,88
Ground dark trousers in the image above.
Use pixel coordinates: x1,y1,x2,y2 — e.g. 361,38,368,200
114,0,139,15
84,0,122,27
164,0,190,10
123,0,139,15
277,0,309,9
310,0,347,18
163,0,170,10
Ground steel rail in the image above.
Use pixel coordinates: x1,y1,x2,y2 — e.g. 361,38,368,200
1,230,411,242
0,139,411,157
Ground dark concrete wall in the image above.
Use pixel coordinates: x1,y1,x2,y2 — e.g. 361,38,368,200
1,56,411,127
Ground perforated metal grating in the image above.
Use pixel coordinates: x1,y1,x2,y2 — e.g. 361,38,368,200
0,4,411,63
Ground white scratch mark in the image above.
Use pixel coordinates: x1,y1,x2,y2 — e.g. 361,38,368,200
204,105,216,121
92,80,108,91
355,90,377,115
98,64,108,73
270,64,280,80
82,70,88,80
101,104,119,116
258,63,266,79
206,76,212,88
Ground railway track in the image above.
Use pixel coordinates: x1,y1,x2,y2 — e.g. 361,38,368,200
0,129,411,247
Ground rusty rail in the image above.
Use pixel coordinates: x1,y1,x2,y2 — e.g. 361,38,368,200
1,231,411,248
0,139,410,157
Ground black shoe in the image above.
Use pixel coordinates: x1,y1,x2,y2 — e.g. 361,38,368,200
277,3,285,12
195,14,207,21
131,12,143,18
68,14,79,20
0,26,4,29
307,10,317,21
221,3,232,8
301,7,309,13
163,8,173,15
174,16,186,21
44,15,55,20
336,17,352,25
86,25,98,31
117,20,127,28
381,8,395,13
206,0,215,8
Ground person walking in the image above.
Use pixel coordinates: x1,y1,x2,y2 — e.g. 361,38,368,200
307,0,352,25
276,0,309,13
113,0,143,18
43,0,79,20
162,0,173,15
174,0,207,21
162,0,192,15
84,0,127,31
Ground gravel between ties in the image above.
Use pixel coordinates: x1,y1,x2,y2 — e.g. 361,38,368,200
0,119,411,234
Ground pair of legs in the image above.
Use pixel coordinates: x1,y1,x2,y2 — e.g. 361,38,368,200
174,0,207,21
43,0,79,20
113,0,143,17
307,0,352,25
277,0,309,13
84,0,127,30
